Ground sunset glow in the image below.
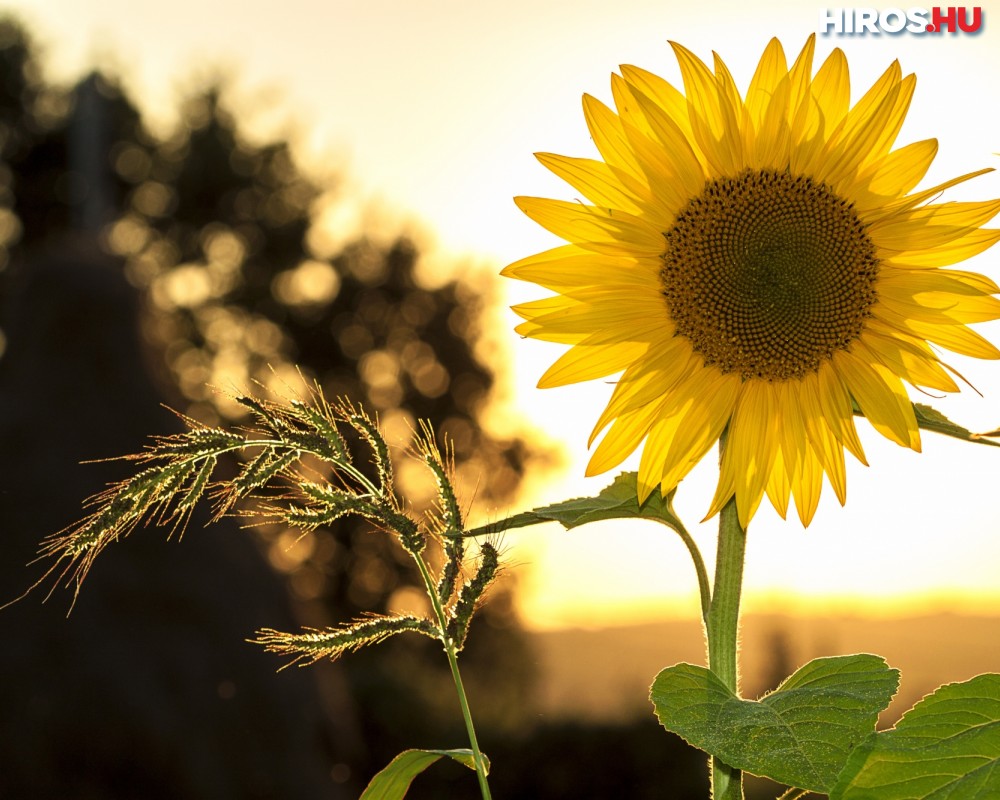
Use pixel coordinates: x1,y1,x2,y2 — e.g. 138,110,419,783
8,0,1000,629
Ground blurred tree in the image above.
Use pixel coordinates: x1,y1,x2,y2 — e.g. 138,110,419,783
0,13,547,795
0,20,345,799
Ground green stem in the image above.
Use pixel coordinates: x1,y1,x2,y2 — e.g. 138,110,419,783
653,517,711,622
443,640,492,800
413,555,492,800
705,495,747,800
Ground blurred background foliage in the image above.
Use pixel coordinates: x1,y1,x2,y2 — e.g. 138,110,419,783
0,15,792,798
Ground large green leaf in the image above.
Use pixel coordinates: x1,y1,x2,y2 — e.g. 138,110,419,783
359,748,489,800
650,655,899,793
831,674,1000,799
465,471,684,535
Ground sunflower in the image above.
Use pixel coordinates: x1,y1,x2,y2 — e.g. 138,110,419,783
504,36,1000,527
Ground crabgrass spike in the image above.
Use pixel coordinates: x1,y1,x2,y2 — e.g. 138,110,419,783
176,455,216,512
254,615,439,667
436,540,462,605
154,459,200,502
281,504,350,531
235,394,272,421
289,399,350,463
154,427,245,456
280,428,340,458
119,464,170,514
278,481,383,531
447,542,499,649
424,452,462,533
69,497,134,554
348,410,393,491
298,480,353,506
383,509,424,554
233,449,298,495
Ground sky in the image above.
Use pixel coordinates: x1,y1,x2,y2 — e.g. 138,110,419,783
5,0,1000,628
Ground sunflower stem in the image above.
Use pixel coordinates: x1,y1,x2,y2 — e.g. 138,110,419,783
705,495,746,799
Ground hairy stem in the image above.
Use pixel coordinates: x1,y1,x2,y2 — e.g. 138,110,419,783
413,555,492,799
655,516,711,622
705,495,746,799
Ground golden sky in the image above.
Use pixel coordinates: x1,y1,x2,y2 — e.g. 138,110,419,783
7,0,1000,628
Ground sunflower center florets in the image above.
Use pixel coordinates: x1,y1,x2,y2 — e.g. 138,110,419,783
660,169,879,381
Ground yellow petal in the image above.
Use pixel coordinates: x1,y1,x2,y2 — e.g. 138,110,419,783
657,368,740,490
833,346,919,450
711,52,749,167
776,380,832,522
871,199,1000,251
878,168,995,217
806,413,848,506
582,94,644,179
538,338,652,388
590,340,696,443
811,47,850,135
618,64,697,152
670,41,724,135
790,443,824,526
587,397,667,475
535,153,649,215
819,77,910,191
514,196,665,255
862,327,959,392
884,228,1000,268
786,34,816,120
669,42,737,175
513,295,667,338
746,38,788,128
877,266,999,297
727,381,780,527
620,81,707,200
900,317,1000,359
751,75,792,170
816,365,867,465
859,139,937,200
637,414,685,503
502,250,660,292
765,448,791,520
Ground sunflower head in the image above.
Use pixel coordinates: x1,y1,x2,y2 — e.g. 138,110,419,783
504,36,1000,527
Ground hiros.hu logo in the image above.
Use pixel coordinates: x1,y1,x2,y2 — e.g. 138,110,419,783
819,7,983,34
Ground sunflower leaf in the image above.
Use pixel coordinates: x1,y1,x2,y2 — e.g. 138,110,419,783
465,471,684,536
650,655,899,793
856,401,1000,448
830,673,1000,799
912,402,1000,447
359,748,489,800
